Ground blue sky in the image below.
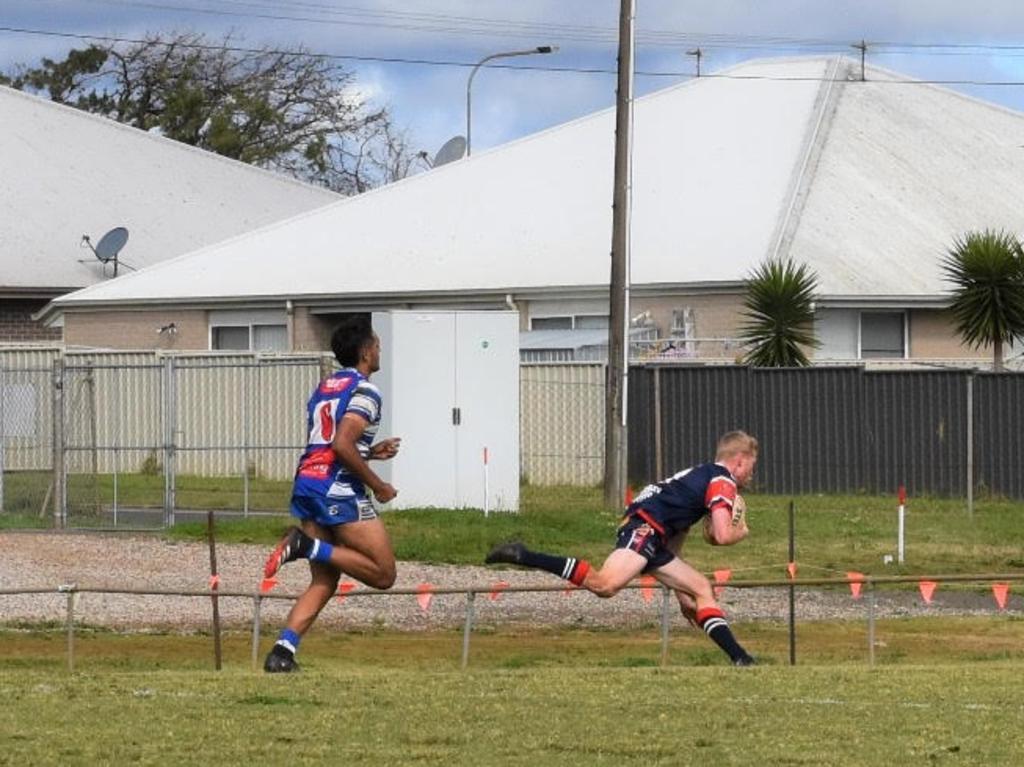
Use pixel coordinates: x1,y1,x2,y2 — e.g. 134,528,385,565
5,1,1024,161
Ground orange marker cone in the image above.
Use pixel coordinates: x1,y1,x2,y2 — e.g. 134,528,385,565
992,583,1010,611
787,562,798,580
918,580,938,604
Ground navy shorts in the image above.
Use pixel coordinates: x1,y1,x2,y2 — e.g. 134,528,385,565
615,514,675,573
290,493,379,527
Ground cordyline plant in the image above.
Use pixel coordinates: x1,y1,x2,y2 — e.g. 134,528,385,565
739,258,820,367
941,229,1024,372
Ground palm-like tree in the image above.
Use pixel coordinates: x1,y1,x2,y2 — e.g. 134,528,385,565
740,258,820,367
942,229,1024,372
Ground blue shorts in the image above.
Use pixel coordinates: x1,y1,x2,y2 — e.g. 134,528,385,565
290,493,379,527
615,514,675,573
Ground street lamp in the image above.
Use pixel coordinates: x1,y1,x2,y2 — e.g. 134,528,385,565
466,45,557,156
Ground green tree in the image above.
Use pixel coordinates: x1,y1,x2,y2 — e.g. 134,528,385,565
941,229,1024,371
6,32,416,194
739,258,820,367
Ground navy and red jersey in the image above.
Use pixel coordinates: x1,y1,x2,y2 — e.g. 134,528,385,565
625,462,738,539
292,368,381,499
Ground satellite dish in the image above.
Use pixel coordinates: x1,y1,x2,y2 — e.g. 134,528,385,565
94,227,129,263
80,226,132,276
433,135,466,167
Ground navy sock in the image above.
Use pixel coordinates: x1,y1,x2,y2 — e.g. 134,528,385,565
519,548,591,586
275,628,301,655
696,607,750,663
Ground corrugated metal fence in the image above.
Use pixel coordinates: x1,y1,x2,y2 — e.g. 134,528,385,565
627,365,1023,498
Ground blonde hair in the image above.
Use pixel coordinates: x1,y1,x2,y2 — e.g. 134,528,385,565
716,430,759,461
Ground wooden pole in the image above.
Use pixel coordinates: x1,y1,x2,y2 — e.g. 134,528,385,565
207,510,223,671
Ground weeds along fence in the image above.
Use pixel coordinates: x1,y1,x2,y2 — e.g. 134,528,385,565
2,350,1024,527
3,573,1020,672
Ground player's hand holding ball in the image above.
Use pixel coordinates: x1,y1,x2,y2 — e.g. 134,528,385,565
732,493,748,533
703,494,748,544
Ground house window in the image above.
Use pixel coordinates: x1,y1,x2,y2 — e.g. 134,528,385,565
210,323,288,351
531,316,573,330
211,326,250,350
574,315,609,330
860,312,906,358
530,315,609,330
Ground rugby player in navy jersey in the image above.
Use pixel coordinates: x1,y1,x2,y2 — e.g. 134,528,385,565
261,315,401,673
487,431,758,666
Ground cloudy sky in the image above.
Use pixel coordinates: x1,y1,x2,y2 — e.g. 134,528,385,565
5,1,1024,160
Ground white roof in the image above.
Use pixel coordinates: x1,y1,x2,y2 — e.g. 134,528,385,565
0,85,339,294
51,56,1024,309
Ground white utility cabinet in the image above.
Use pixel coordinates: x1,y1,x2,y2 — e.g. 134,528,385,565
371,310,519,511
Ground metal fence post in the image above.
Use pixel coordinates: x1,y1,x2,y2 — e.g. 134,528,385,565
251,595,263,672
461,591,476,670
659,585,671,667
242,362,251,517
966,373,974,516
867,580,876,666
61,585,76,673
162,357,177,527
52,356,66,529
653,366,663,478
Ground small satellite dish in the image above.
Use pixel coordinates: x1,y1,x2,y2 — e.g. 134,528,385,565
433,135,466,167
81,226,131,276
93,227,129,263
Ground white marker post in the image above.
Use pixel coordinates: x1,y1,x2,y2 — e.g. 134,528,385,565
483,447,490,518
897,485,906,564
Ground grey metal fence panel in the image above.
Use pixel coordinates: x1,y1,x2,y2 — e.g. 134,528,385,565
750,367,866,494
973,373,1024,498
862,371,968,497
520,363,605,485
656,366,750,478
626,367,656,484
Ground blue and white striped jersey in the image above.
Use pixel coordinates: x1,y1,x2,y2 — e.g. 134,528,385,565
292,368,382,499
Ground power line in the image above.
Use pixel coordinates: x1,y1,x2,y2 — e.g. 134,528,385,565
41,0,1024,54
6,24,1024,87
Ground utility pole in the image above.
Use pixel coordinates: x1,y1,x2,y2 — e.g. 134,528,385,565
687,47,703,77
604,0,635,508
853,40,867,81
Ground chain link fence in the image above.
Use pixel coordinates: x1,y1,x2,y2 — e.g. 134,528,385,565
2,350,1023,529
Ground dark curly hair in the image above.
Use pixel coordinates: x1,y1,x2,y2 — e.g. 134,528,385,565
330,314,374,367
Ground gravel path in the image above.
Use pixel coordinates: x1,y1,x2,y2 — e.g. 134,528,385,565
0,533,1017,632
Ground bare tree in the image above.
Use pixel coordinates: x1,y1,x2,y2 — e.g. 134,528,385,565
9,32,417,193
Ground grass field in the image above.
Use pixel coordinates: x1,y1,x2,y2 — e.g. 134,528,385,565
3,474,1023,764
2,658,1022,765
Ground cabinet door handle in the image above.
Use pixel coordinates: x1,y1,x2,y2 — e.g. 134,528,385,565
452,407,461,425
